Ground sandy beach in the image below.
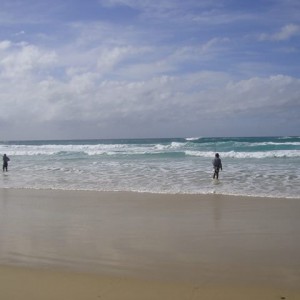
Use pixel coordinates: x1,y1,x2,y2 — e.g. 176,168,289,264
0,188,299,299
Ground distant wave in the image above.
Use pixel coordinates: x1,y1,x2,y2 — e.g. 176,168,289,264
185,137,202,141
1,137,300,159
0,141,189,156
248,142,300,146
185,150,300,158
2,143,300,158
278,136,300,140
1,137,299,199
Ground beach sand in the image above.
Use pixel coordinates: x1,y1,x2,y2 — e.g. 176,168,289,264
0,188,299,299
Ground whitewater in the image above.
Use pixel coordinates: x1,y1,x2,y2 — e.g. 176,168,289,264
0,136,299,198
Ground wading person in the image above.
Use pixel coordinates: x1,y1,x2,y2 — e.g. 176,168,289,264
212,153,222,179
3,154,10,172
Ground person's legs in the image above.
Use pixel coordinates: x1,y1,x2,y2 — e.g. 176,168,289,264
213,168,219,179
213,168,217,179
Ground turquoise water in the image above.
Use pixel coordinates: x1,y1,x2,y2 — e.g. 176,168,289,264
1,136,299,198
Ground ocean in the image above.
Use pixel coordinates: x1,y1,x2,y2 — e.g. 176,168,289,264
0,136,299,198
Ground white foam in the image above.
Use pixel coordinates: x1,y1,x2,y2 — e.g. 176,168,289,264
170,142,186,148
249,142,300,146
1,139,299,198
185,150,300,158
185,137,201,141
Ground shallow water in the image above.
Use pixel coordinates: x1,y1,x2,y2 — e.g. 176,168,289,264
1,137,299,198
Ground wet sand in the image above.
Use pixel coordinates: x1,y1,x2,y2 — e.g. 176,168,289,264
0,188,300,299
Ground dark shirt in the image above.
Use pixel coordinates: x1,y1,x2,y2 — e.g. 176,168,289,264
3,155,10,164
212,157,222,170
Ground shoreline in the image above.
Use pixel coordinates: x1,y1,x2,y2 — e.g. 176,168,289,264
0,188,300,299
1,186,299,200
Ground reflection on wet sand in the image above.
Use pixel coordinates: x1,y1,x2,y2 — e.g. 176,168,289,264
0,189,300,288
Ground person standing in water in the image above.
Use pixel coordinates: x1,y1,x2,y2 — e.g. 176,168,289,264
3,154,10,172
212,153,222,179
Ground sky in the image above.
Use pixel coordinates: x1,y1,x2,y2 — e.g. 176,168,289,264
0,0,299,140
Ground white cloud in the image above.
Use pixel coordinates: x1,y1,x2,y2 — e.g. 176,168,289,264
96,46,151,75
0,40,12,50
223,75,300,113
200,37,230,53
0,41,57,79
1,45,299,135
259,24,300,41
0,1,299,138
99,0,182,11
14,31,25,36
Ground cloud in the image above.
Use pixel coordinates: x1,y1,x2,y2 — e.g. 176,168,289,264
259,24,300,41
99,0,192,11
98,0,250,26
0,36,299,139
0,41,57,79
14,31,26,36
0,1,299,138
95,46,152,76
223,75,300,114
0,40,12,50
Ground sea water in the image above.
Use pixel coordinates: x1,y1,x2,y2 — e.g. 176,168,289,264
0,137,299,198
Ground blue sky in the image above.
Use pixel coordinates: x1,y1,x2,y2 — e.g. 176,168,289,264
0,0,299,139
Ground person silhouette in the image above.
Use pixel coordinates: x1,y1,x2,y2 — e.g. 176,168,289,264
3,154,10,172
212,153,222,179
